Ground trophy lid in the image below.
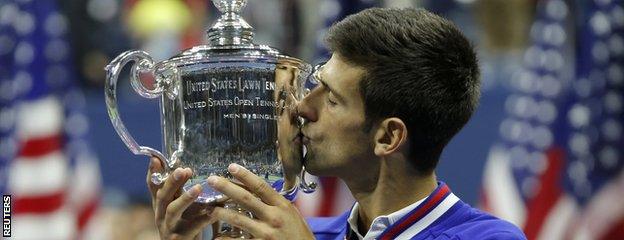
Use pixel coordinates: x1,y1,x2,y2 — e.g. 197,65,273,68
207,0,254,46
158,0,309,70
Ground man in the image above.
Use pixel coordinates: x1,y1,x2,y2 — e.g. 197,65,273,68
147,8,527,240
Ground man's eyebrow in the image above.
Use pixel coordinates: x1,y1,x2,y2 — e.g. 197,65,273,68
318,77,345,102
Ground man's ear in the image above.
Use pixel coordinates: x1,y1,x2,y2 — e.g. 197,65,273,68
373,118,407,157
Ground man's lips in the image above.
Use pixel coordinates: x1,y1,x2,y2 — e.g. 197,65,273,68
293,134,302,144
293,132,304,144
294,132,310,145
301,131,311,144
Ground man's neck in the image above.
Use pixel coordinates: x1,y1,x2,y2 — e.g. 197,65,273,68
344,159,437,234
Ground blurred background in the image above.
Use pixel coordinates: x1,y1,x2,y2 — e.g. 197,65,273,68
0,0,622,239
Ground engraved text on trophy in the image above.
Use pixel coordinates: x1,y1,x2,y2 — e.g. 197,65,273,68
178,65,282,186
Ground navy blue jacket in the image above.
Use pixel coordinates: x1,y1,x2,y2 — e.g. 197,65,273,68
306,183,526,240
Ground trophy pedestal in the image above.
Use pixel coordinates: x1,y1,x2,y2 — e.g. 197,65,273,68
217,202,254,239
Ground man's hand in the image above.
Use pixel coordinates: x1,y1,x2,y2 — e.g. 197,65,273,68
147,157,216,240
209,163,314,240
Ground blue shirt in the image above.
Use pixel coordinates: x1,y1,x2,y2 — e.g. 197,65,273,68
306,182,526,240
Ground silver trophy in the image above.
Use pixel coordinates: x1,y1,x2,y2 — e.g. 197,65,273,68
105,0,315,237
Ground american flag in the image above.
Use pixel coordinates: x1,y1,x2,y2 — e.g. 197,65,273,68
0,0,103,239
480,0,624,239
296,0,379,217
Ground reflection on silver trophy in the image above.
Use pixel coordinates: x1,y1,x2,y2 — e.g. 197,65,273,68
105,0,315,237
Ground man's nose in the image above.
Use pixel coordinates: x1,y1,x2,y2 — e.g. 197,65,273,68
295,94,318,123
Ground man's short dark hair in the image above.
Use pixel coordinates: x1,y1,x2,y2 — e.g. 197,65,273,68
325,8,481,173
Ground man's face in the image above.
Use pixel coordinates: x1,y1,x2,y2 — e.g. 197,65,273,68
298,53,376,177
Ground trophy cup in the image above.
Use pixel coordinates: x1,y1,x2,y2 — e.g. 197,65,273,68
105,0,316,237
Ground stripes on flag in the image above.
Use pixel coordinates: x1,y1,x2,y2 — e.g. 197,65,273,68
481,145,527,227
0,0,103,239
480,0,624,239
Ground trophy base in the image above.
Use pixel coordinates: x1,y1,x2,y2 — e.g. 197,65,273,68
215,202,254,239
177,190,254,238
181,179,265,238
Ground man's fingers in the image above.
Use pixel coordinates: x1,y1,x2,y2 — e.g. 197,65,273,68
155,167,192,221
226,163,283,206
212,207,273,239
207,176,271,220
165,184,201,227
146,157,164,199
182,212,218,238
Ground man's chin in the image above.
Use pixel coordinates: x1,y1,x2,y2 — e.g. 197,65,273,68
301,157,325,176
302,155,316,173
303,151,332,175
302,165,320,176
303,165,338,177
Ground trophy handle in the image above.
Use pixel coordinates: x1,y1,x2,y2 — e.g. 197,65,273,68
105,50,173,185
299,166,317,193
